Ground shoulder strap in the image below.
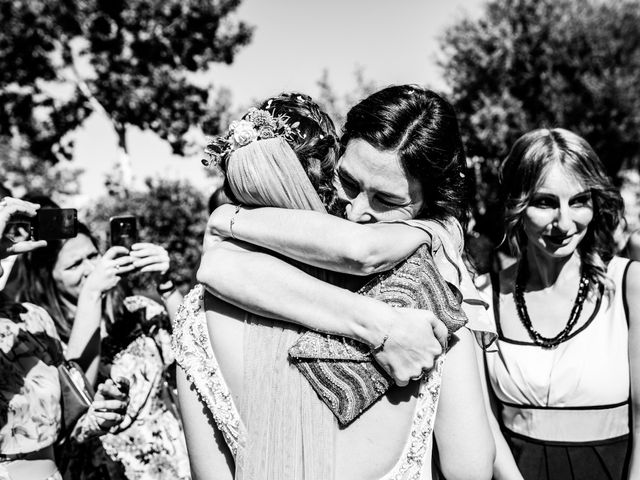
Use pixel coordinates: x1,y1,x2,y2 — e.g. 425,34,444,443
489,269,503,338
622,259,634,326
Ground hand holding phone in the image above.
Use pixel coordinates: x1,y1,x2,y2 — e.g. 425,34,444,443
110,215,138,250
0,197,49,263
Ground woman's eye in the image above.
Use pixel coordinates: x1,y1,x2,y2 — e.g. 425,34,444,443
339,175,358,194
531,197,556,208
570,195,592,207
376,197,401,208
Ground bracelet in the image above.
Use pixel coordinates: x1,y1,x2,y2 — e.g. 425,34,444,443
369,334,389,355
157,279,176,296
229,205,242,239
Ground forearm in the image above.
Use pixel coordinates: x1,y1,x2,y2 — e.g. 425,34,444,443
197,243,392,347
66,290,102,384
161,289,183,325
209,206,428,275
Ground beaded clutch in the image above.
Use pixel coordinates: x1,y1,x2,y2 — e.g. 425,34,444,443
288,245,468,425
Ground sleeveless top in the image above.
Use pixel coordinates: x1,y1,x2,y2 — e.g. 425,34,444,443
484,256,632,443
172,284,443,479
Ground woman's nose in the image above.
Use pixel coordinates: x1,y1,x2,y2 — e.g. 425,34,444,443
345,193,374,223
552,203,573,231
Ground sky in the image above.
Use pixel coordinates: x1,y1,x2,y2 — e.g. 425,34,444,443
72,0,485,204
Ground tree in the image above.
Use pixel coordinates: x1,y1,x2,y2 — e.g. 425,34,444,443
84,178,209,294
0,135,82,199
1,0,252,188
439,0,640,240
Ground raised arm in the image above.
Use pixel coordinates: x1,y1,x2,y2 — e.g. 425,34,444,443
434,327,495,480
206,204,430,275
197,238,448,386
625,261,640,479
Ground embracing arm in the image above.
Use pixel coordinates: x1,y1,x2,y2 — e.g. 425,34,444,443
207,204,429,275
625,262,640,479
434,328,495,480
198,238,447,385
176,366,234,480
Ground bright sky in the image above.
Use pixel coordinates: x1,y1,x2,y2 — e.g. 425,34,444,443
72,0,485,204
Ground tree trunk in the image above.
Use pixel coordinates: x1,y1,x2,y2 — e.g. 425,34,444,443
116,125,134,190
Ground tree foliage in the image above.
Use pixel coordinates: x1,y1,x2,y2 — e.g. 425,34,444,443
0,0,252,168
0,135,82,199
440,0,640,238
84,178,209,294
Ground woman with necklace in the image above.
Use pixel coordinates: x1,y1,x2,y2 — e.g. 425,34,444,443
482,128,640,480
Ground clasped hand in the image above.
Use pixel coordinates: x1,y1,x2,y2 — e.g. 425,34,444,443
372,307,448,387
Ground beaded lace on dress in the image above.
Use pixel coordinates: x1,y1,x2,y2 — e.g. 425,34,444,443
172,284,442,479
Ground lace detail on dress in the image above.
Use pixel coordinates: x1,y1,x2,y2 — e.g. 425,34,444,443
383,356,443,480
171,285,243,456
173,285,442,478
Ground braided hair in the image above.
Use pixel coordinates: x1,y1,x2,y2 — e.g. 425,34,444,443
221,93,342,215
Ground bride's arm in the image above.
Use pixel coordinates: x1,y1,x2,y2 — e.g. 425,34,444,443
206,204,430,275
433,327,495,480
197,238,448,386
176,367,233,480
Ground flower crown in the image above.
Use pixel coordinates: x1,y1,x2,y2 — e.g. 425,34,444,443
202,106,301,168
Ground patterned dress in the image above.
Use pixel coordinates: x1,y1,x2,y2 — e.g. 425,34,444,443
0,302,64,480
62,296,190,480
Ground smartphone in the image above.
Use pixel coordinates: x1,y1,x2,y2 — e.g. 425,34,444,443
6,208,79,241
110,215,138,250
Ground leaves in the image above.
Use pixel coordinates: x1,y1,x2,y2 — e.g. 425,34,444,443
1,0,253,171
440,0,640,240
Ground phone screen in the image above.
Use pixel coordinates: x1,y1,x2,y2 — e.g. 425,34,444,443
110,215,138,249
32,208,78,241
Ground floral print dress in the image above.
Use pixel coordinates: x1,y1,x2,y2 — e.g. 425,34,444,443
63,296,190,480
0,302,64,480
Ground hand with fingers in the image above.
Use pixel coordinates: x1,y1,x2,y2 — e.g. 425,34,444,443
129,242,171,275
81,247,135,298
0,197,47,273
77,378,131,439
372,308,448,387
90,378,131,433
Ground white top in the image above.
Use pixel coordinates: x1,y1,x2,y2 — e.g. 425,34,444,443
484,256,632,442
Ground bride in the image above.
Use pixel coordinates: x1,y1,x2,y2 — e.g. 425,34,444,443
173,88,495,479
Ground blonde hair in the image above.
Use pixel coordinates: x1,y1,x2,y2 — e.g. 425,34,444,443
500,128,624,296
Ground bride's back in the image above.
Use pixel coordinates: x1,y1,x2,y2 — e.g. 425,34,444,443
205,293,419,480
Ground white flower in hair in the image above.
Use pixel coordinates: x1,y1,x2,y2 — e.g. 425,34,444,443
202,106,302,168
231,120,259,148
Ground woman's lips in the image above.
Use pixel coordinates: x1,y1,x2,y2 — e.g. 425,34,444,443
544,234,573,246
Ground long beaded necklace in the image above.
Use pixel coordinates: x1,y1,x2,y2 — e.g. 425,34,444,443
513,260,590,349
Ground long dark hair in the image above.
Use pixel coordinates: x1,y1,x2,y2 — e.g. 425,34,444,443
341,85,469,223
14,223,101,342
